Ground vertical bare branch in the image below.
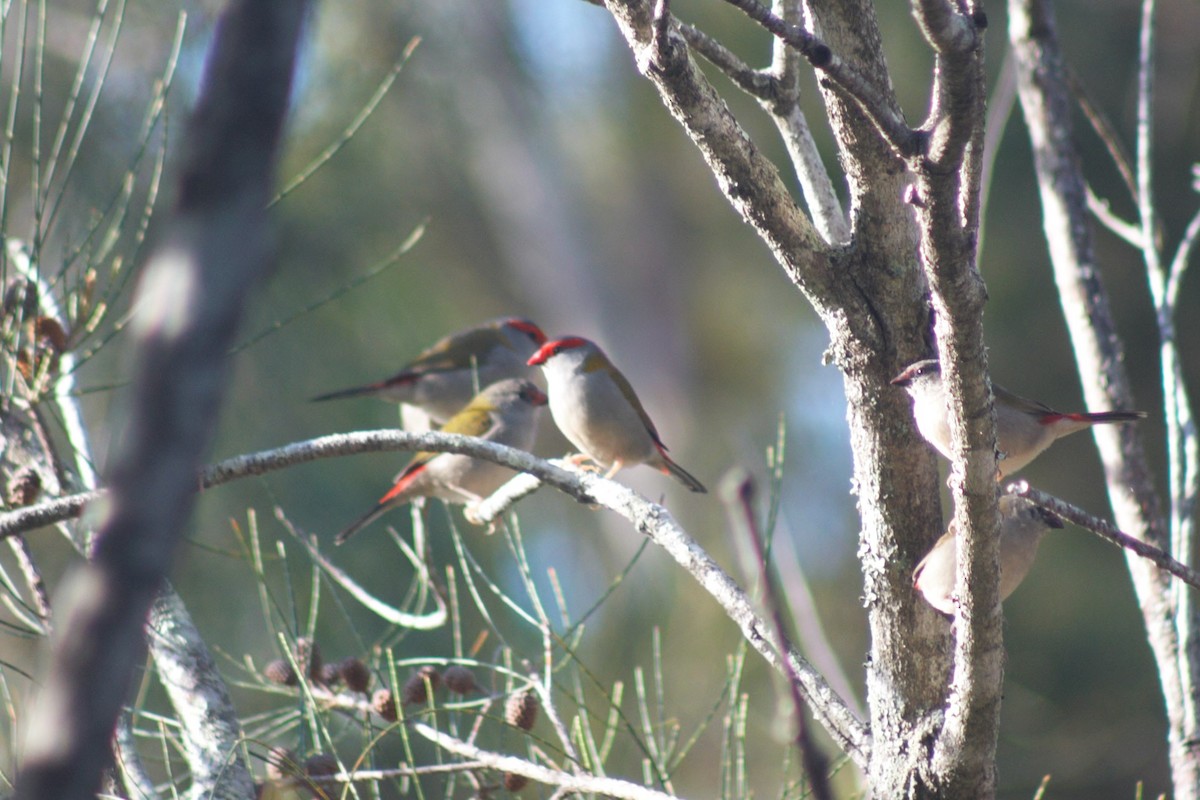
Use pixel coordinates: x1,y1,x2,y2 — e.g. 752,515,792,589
1134,0,1200,787
1008,0,1200,796
13,3,309,799
764,0,850,245
898,2,1001,795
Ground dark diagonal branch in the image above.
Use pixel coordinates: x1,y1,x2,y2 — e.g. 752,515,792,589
1008,482,1200,590
723,473,832,800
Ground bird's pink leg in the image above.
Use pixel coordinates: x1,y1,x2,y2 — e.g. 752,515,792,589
602,460,625,480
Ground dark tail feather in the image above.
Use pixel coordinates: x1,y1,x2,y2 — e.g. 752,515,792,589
334,504,387,545
311,383,384,403
663,456,706,493
1080,410,1147,424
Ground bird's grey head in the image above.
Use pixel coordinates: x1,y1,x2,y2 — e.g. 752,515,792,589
890,359,941,391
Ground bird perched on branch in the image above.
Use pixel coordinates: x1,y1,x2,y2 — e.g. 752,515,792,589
913,494,1064,615
891,358,1145,477
313,317,547,428
334,379,547,544
527,336,705,493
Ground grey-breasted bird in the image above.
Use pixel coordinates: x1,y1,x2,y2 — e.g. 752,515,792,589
891,358,1145,477
334,378,547,544
527,336,705,493
913,495,1064,615
314,317,547,428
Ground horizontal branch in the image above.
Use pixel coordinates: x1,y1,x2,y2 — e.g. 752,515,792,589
1,430,871,763
1006,481,1200,589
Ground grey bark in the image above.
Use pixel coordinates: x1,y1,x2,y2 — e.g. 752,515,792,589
600,0,1001,795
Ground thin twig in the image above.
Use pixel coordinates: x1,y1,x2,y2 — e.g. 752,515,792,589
677,9,849,245
1066,65,1138,206
1086,185,1144,249
1006,482,1200,590
717,0,919,157
676,22,777,99
270,36,421,207
413,723,681,800
313,760,492,782
1166,202,1200,309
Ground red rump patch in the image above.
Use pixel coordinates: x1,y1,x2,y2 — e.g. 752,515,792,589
1038,412,1087,425
379,463,427,504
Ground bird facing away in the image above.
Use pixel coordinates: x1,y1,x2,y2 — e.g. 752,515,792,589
913,494,1064,615
891,358,1146,477
313,317,547,427
527,336,706,493
334,378,547,545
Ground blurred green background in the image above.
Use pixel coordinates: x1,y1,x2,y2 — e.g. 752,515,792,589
8,0,1200,797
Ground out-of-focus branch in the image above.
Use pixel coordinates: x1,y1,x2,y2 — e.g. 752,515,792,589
13,3,308,799
978,47,1017,255
722,472,832,800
